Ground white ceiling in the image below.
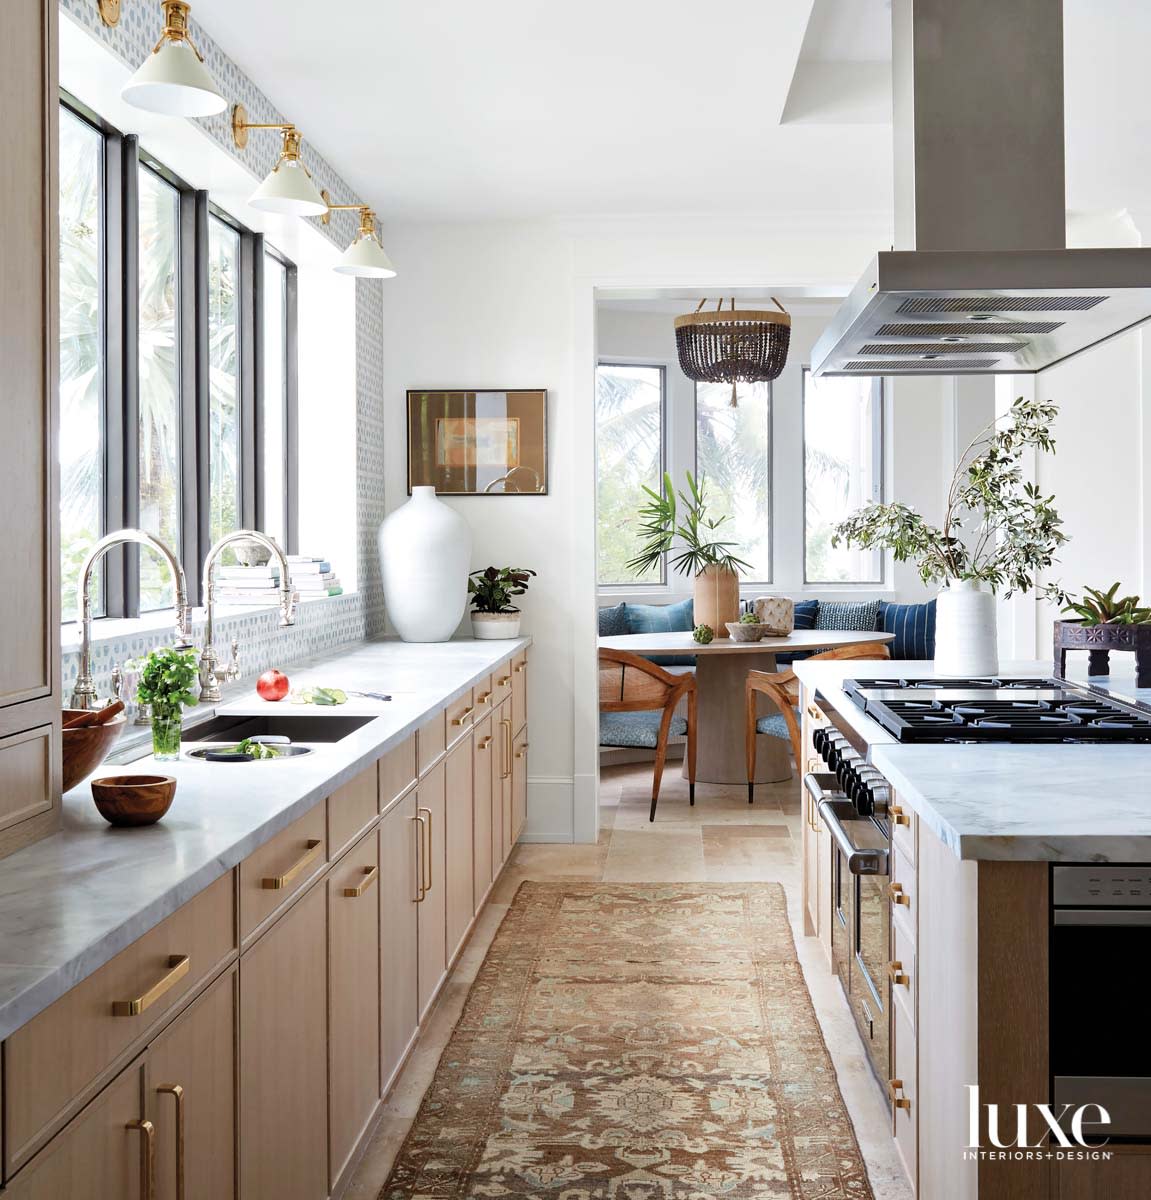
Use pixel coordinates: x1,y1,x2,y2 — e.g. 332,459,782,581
188,0,1151,230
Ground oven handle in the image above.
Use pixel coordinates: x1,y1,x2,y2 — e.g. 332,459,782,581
1054,909,1151,926
806,774,890,876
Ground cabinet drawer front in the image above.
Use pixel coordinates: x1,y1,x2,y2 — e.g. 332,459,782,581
889,795,917,867
890,842,917,938
240,806,327,943
416,712,445,776
379,734,416,811
890,916,916,1032
0,722,58,848
5,872,234,1173
472,715,494,910
473,674,494,719
891,995,918,1188
511,652,528,733
445,689,475,746
328,763,378,857
490,664,513,707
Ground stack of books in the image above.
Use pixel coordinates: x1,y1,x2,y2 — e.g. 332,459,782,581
214,563,285,605
288,556,343,599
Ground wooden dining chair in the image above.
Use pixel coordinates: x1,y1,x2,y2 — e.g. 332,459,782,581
599,648,697,822
744,642,891,803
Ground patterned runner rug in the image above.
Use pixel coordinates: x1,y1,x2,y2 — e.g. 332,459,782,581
380,882,874,1199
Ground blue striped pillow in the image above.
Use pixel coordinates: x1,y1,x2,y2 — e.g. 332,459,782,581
877,599,936,660
776,599,819,665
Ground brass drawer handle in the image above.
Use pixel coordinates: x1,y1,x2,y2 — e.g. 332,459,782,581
112,955,190,1017
126,1118,156,1199
889,882,910,907
888,960,909,987
500,719,512,779
477,691,492,705
497,674,511,686
514,742,529,760
412,814,426,902
514,662,526,674
344,865,379,897
262,839,322,890
157,1084,185,1200
450,705,474,726
477,735,492,750
888,1078,912,1112
890,805,911,827
806,705,823,721
418,806,433,890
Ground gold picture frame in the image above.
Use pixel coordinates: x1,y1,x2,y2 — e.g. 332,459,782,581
407,389,548,494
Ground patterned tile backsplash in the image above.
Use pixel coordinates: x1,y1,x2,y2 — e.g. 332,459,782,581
61,595,368,703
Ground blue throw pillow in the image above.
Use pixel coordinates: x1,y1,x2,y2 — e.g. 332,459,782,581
776,599,819,666
816,599,881,631
624,597,695,666
597,602,629,637
877,599,936,660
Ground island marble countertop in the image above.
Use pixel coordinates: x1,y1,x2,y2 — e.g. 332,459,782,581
0,636,529,1042
794,657,1151,863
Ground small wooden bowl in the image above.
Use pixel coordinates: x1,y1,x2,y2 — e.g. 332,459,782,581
91,775,176,827
63,710,128,792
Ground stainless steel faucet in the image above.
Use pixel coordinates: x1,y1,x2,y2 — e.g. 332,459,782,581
71,530,191,710
199,530,296,703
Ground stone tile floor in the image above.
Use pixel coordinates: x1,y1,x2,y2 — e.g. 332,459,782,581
344,764,913,1199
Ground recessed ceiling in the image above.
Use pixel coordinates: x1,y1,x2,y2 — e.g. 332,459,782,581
187,0,1151,228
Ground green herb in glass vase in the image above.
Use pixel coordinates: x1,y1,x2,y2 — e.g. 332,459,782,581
136,647,199,761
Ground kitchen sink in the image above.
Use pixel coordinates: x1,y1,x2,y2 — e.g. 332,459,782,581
183,713,377,744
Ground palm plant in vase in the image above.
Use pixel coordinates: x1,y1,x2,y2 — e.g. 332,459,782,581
626,471,751,637
831,396,1067,674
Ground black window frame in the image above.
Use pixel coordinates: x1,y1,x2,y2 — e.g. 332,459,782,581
59,92,299,622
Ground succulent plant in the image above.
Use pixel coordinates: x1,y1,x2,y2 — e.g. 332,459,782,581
1059,581,1151,626
693,623,714,644
739,611,759,624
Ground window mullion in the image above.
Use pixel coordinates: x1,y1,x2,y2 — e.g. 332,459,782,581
182,189,210,604
284,263,299,555
120,134,142,615
241,232,262,531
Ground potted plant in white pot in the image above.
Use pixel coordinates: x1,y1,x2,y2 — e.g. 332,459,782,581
831,396,1067,676
626,471,750,637
468,566,536,639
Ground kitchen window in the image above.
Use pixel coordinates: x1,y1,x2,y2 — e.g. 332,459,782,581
803,368,884,584
58,96,300,623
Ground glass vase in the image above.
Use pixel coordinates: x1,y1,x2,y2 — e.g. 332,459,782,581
151,707,183,762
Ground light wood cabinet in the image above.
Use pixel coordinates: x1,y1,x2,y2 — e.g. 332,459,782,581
2,1062,146,1200
239,881,329,1200
416,759,447,1018
380,789,419,1091
445,735,475,960
511,727,528,844
328,828,381,1190
473,715,495,910
239,804,328,944
328,764,378,859
147,968,236,1200
0,0,62,861
511,651,528,734
445,689,476,746
495,699,514,864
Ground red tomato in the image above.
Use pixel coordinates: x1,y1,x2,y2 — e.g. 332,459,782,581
256,669,289,702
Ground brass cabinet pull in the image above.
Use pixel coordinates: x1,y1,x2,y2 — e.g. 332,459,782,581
889,882,910,907
411,815,426,902
500,719,512,780
344,865,379,897
888,1078,912,1112
112,955,190,1017
418,806,433,891
261,839,322,890
514,662,526,674
126,1118,156,1200
476,691,492,706
477,735,492,750
450,705,474,726
890,805,911,827
496,674,511,686
806,705,823,721
156,1085,185,1200
514,741,529,760
888,960,909,987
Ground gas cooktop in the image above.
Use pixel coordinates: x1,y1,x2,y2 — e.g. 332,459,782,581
842,676,1151,743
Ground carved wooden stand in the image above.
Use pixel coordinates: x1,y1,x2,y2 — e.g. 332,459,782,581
1054,620,1151,688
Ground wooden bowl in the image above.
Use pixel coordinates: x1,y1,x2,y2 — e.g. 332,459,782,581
91,774,176,827
62,710,128,792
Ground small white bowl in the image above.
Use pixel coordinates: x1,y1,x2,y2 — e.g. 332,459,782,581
726,621,770,643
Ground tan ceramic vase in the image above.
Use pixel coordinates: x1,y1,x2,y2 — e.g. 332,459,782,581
693,565,740,637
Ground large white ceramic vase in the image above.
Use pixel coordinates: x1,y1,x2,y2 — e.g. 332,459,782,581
378,487,471,642
935,578,999,676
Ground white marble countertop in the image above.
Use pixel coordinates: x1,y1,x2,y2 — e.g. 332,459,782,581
794,657,1151,863
0,636,529,1042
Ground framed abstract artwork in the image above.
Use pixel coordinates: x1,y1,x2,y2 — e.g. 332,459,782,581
407,389,548,494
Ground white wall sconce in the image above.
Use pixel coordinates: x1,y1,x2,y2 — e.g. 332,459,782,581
231,104,328,217
321,193,397,278
120,0,227,117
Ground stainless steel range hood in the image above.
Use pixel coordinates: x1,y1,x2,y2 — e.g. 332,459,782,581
811,0,1151,377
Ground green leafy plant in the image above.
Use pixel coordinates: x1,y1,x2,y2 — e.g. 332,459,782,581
831,396,1067,595
626,471,752,578
135,647,199,718
739,611,759,624
468,567,537,614
693,624,715,645
232,738,282,759
1056,582,1151,626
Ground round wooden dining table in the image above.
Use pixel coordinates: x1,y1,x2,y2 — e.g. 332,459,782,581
597,629,895,784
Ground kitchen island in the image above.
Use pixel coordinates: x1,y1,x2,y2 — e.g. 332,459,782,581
794,657,1151,1200
0,635,530,1198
